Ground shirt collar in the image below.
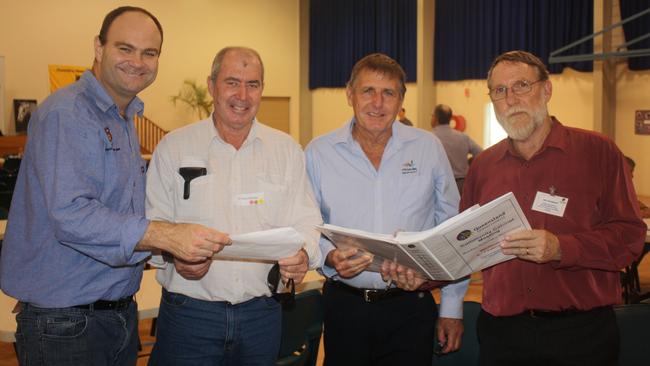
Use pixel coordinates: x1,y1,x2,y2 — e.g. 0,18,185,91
210,116,262,148
498,116,567,161
81,70,144,119
333,117,419,148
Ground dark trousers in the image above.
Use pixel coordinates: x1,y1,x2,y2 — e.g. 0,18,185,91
322,281,437,366
148,290,281,366
477,307,619,366
15,302,139,366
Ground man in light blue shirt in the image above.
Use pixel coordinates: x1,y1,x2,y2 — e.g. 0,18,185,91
0,7,228,366
305,53,469,366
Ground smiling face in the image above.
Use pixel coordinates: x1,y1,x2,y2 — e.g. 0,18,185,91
347,68,403,136
93,11,161,111
208,49,263,134
489,61,552,141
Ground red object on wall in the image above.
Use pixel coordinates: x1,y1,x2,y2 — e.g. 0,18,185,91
451,115,466,131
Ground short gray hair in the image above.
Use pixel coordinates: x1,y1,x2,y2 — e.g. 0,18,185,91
209,46,265,82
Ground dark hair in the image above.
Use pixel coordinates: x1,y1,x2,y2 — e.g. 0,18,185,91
209,47,265,82
347,53,407,99
434,104,452,125
98,6,163,50
487,50,549,87
625,155,636,170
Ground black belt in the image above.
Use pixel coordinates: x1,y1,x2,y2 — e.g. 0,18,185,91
326,279,408,303
72,296,134,311
519,305,610,319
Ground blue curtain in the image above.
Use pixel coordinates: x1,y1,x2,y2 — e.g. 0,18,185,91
309,0,417,89
620,0,650,71
434,0,593,81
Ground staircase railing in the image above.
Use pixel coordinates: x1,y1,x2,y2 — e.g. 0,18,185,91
134,115,168,154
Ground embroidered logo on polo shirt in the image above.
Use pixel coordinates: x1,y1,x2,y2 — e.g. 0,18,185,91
401,160,417,174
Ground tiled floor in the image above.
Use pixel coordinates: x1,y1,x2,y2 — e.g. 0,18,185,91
1,254,648,365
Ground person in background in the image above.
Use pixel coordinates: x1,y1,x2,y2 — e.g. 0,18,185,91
625,155,650,218
306,53,468,366
398,107,413,126
0,7,229,366
431,104,483,194
145,46,322,365
463,50,645,365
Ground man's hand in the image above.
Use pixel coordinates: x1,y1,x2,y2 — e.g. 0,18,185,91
173,258,212,280
436,317,463,354
326,248,373,278
380,260,427,291
278,248,309,284
500,229,561,263
138,221,231,263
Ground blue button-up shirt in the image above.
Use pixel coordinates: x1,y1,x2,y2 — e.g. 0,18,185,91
305,119,468,318
0,71,150,307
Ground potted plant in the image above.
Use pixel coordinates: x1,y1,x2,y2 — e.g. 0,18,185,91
170,79,212,119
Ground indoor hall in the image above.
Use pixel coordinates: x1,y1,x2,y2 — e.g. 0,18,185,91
1,0,649,365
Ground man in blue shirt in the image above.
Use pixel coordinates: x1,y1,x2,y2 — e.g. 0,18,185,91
0,7,229,366
305,53,469,366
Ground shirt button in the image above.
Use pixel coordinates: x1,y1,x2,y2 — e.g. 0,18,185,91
527,287,533,292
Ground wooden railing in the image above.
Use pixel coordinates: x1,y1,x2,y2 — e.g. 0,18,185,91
134,115,168,154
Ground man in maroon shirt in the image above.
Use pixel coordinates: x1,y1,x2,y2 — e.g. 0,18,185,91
460,50,646,365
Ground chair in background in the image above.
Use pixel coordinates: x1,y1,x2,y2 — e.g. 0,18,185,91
614,303,650,366
276,289,324,366
432,301,481,366
0,156,21,212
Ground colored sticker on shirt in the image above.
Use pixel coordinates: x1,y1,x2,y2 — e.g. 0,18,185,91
532,191,568,217
234,192,265,206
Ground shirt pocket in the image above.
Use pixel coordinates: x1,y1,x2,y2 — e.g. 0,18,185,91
173,172,214,224
255,173,289,227
397,171,432,213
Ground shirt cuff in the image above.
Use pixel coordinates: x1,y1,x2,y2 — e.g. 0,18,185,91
438,277,470,319
553,234,579,268
148,254,169,269
120,216,151,265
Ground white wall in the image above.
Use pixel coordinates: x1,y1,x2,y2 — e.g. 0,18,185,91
0,0,302,137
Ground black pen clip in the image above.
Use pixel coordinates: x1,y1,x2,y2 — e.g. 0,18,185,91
178,167,207,199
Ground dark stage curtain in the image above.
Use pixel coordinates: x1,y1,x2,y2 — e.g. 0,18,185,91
434,0,594,81
309,0,417,89
620,0,650,71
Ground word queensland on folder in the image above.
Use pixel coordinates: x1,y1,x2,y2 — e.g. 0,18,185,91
317,192,531,281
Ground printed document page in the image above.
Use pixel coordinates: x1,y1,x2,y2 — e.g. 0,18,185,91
213,227,304,261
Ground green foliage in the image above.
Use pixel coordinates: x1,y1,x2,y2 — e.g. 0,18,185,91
170,79,212,119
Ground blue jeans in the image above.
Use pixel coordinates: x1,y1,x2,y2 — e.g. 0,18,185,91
15,301,139,366
148,289,281,366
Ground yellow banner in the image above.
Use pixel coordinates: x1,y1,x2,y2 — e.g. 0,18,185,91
48,65,88,92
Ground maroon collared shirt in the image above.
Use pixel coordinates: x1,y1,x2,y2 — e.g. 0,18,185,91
461,118,646,316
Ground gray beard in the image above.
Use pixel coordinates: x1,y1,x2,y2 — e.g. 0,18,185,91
496,105,547,141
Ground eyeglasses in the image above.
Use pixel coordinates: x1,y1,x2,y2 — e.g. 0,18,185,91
267,263,295,308
488,79,544,101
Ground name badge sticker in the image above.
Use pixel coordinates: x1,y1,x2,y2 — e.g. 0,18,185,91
532,191,568,217
235,192,265,206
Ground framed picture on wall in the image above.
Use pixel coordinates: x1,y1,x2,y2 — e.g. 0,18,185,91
13,99,37,134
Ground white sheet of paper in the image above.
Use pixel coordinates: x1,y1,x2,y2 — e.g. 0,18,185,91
213,227,304,261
